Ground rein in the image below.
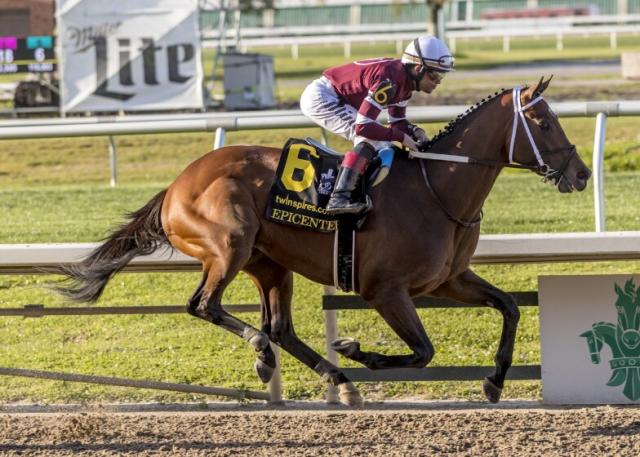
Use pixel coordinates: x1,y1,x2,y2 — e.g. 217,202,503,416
410,87,576,228
418,159,482,228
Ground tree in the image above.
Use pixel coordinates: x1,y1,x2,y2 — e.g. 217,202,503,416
426,0,448,38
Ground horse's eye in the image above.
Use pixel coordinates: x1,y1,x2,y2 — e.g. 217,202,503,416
540,120,550,131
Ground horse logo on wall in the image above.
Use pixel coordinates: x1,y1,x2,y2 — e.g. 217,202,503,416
580,278,640,401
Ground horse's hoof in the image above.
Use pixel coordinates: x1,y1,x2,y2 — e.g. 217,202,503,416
331,338,360,358
483,377,503,403
254,358,275,384
338,382,364,408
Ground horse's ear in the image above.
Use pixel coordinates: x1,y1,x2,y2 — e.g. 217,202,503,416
524,76,552,101
539,75,553,94
531,77,544,96
523,77,543,101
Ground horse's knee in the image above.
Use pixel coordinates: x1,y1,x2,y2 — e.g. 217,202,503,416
193,302,225,325
496,294,520,324
413,342,435,368
504,300,520,324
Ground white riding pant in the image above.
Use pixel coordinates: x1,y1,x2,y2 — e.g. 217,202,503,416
300,76,392,150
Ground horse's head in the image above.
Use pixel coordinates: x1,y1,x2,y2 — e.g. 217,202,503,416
505,77,591,193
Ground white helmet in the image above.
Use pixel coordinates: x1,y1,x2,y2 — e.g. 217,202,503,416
401,35,455,72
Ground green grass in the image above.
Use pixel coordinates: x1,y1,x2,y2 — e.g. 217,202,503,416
0,33,639,404
201,34,640,103
1,129,640,403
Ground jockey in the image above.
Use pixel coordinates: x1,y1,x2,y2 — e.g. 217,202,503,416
300,35,454,215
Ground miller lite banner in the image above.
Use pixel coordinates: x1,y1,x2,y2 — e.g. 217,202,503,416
56,0,203,112
539,275,640,404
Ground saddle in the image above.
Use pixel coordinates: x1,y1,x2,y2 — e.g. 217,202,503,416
265,138,396,292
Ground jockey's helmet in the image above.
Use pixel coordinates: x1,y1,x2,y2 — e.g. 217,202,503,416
401,35,455,72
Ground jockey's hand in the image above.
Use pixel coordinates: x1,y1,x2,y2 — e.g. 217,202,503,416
412,127,429,144
410,126,429,151
402,133,419,152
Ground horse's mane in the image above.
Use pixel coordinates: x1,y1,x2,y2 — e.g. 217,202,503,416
425,88,511,149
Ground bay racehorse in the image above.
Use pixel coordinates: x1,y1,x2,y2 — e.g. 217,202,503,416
52,78,591,407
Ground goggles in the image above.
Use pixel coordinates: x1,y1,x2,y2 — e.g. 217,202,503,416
426,69,446,83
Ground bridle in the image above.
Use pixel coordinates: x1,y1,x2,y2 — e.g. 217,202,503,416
508,86,576,185
411,87,577,227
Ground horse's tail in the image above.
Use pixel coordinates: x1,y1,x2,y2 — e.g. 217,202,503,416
51,189,169,303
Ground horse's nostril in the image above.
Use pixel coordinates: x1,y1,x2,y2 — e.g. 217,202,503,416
577,170,590,180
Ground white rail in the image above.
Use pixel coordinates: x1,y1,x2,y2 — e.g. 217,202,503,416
2,232,639,274
201,23,640,58
1,102,638,138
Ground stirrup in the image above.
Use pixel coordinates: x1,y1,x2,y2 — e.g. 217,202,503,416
325,196,372,215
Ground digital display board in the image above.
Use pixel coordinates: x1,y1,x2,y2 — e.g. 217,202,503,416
0,35,56,74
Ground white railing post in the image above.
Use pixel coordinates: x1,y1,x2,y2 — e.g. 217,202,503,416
323,285,340,404
556,33,563,51
213,127,226,149
396,39,403,55
610,31,617,49
344,41,351,59
267,343,283,404
108,135,117,187
503,35,510,53
593,112,607,232
291,43,299,60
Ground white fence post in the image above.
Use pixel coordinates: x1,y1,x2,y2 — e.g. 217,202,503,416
323,285,340,404
503,35,510,53
267,343,283,404
108,135,117,187
214,127,226,149
593,112,608,232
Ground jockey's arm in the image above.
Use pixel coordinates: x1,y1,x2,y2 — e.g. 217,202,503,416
354,80,412,147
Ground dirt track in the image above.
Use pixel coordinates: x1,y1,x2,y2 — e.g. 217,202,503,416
1,403,639,456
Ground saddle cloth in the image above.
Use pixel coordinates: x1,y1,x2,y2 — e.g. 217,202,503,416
265,138,370,292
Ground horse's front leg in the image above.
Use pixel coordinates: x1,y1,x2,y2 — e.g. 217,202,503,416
331,288,435,369
431,268,520,403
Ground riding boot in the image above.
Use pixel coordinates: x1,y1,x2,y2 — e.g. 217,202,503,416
326,148,372,215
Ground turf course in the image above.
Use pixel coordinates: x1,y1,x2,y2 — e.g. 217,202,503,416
1,37,639,404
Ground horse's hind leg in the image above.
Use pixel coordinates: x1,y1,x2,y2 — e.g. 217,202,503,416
431,268,520,403
243,255,363,407
188,250,280,387
172,201,274,382
186,272,206,312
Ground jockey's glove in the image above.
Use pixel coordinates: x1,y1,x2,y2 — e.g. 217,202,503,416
402,133,419,152
408,124,429,150
409,124,429,143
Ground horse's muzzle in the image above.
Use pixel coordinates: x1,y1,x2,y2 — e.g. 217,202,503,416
560,154,591,193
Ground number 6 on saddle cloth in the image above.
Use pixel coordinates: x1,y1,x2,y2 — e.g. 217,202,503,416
265,138,396,291
265,137,395,232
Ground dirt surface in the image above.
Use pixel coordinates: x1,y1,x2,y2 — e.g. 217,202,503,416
1,402,639,456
